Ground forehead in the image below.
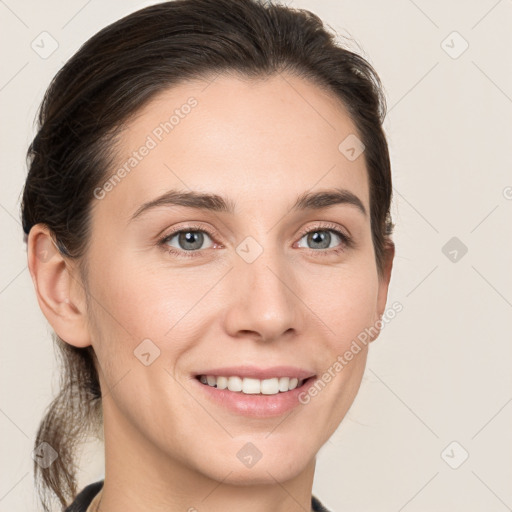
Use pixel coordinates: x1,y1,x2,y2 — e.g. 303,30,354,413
94,72,369,221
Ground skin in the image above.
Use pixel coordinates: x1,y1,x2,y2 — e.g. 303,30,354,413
28,72,394,512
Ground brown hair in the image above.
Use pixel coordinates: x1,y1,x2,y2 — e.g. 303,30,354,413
20,0,394,509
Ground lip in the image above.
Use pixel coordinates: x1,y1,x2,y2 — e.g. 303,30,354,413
192,366,317,418
193,365,315,380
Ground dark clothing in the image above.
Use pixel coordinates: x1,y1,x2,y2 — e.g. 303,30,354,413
64,480,332,511
64,480,103,512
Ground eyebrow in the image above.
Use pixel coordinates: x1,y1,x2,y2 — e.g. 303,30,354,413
130,187,367,221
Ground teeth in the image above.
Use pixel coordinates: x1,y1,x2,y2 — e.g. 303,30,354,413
199,375,305,394
278,377,290,392
227,376,242,392
242,377,260,394
216,376,228,390
261,378,279,395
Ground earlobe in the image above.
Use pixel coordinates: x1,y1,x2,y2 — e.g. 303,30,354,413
27,224,91,348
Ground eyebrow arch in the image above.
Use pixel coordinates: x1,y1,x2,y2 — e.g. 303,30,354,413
129,187,367,221
293,188,367,217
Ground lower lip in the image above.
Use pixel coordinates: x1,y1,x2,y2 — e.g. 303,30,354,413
192,376,317,418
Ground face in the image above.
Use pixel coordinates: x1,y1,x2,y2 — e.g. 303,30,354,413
82,72,392,485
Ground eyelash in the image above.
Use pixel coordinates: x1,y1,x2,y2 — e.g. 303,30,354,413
158,222,353,259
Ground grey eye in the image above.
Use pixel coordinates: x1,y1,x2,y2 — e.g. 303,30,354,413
297,230,343,250
165,230,214,251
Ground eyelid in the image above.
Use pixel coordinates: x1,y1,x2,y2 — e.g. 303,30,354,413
296,221,351,241
158,220,353,257
160,221,349,243
159,222,221,244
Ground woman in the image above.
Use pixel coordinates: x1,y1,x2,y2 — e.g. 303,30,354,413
22,0,395,510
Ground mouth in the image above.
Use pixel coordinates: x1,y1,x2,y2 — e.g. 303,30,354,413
191,367,317,418
195,374,311,395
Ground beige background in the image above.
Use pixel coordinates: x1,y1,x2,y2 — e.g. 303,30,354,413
1,0,511,511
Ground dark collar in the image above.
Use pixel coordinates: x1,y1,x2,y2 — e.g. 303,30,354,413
64,480,332,512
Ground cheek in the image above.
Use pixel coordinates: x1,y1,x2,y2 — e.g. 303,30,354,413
295,264,377,421
303,262,379,345
85,252,220,388
88,246,380,367
88,250,183,337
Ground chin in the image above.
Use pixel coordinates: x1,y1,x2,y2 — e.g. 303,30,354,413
208,460,312,486
196,437,317,485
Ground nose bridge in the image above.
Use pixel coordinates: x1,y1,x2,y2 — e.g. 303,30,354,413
225,237,299,340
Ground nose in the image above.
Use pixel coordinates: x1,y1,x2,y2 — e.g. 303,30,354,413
222,246,303,343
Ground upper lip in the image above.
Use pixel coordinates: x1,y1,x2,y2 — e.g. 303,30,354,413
194,365,315,380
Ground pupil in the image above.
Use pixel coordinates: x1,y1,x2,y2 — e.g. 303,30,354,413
180,231,203,250
310,231,330,249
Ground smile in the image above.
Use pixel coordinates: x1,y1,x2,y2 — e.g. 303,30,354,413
197,375,305,395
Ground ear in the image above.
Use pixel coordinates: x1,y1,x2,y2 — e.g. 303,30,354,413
369,240,395,342
27,224,91,348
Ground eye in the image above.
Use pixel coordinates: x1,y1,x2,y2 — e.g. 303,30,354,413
296,223,352,255
158,222,353,259
159,224,216,258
